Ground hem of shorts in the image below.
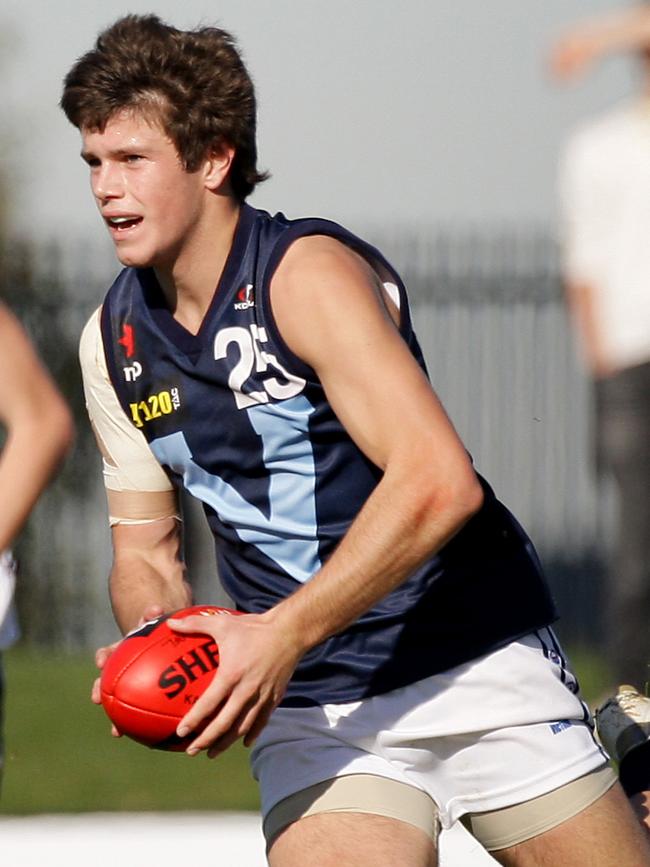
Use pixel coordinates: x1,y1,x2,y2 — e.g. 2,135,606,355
260,769,415,822
441,751,610,830
262,790,438,847
479,768,617,851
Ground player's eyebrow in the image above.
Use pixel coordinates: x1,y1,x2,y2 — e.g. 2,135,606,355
80,146,146,163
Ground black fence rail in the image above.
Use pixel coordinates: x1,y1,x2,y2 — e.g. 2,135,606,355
0,229,610,649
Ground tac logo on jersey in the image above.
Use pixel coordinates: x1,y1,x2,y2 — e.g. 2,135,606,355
118,323,136,358
234,284,255,310
129,387,181,429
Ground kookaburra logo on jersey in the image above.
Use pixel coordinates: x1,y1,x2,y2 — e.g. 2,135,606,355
214,323,306,409
118,322,142,380
118,323,136,358
234,283,255,310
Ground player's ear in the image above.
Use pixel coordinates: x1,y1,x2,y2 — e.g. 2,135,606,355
204,144,235,191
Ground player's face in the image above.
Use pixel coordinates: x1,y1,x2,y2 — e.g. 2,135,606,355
81,112,212,270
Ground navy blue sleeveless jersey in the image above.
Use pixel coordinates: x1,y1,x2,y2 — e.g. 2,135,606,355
100,204,557,706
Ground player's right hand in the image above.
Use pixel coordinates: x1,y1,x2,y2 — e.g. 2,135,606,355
91,640,120,706
91,640,123,738
91,604,165,739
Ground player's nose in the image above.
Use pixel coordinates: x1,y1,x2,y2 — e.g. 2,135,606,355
92,162,123,201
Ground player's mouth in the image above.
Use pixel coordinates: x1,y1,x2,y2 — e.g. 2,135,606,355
105,215,143,234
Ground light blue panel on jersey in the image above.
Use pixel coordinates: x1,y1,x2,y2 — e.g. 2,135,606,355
149,395,321,583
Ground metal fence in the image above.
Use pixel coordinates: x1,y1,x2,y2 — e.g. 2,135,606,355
385,229,612,644
2,228,612,649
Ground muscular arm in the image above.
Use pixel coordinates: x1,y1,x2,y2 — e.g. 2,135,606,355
174,236,483,754
264,237,483,649
0,304,74,551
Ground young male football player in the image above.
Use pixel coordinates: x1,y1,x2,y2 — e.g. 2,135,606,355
63,15,650,866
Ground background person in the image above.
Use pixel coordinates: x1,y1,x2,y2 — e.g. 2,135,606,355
552,0,650,835
63,15,650,866
554,3,650,693
0,301,74,776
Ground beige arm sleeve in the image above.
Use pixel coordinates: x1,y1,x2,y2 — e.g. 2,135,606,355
79,308,179,525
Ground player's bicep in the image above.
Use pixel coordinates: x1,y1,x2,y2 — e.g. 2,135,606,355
271,238,473,476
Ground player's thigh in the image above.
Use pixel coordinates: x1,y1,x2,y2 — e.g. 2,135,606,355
268,810,436,867
493,784,650,867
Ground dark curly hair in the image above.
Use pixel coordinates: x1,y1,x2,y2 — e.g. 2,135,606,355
60,15,268,200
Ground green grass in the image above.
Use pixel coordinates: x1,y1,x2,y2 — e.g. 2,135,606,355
564,643,615,707
0,646,260,814
0,642,613,815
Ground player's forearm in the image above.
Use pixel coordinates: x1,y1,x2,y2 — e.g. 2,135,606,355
110,519,192,633
110,558,191,634
265,459,484,655
0,404,73,551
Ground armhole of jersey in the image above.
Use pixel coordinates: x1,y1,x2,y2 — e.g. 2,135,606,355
259,221,414,379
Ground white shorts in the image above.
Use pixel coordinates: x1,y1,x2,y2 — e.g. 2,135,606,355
251,628,609,841
0,552,19,650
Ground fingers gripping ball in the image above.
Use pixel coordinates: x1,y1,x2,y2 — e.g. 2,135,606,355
100,605,240,750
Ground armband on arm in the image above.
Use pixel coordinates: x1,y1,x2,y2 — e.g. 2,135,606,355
105,482,180,528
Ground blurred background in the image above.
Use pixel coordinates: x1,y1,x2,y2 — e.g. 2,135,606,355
0,0,640,833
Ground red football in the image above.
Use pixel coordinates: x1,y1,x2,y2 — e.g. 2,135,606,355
100,604,240,750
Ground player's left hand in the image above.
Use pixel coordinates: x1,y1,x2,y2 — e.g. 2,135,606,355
167,609,303,758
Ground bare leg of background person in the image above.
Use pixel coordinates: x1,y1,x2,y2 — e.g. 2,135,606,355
596,363,650,690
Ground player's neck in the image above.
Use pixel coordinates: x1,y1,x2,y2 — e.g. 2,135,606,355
155,196,241,335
